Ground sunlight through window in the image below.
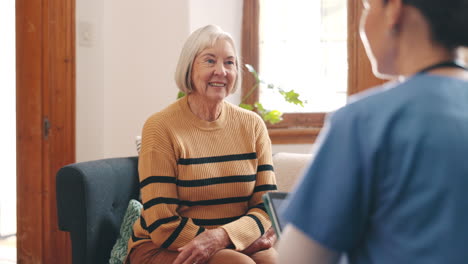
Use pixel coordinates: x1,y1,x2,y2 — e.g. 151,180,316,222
259,0,347,113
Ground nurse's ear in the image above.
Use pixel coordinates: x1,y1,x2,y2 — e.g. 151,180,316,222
384,0,404,34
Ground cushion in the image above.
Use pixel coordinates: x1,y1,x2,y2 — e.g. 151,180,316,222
136,136,142,154
273,152,313,192
108,199,143,264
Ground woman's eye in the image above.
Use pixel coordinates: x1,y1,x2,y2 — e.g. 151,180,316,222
206,59,216,64
226,60,235,65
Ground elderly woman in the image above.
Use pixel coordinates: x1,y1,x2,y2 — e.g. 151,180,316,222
278,0,468,263
126,25,278,264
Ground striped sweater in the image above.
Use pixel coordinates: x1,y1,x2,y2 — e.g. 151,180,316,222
128,96,277,253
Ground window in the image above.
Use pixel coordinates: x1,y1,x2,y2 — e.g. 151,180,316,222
241,0,384,144
259,0,347,113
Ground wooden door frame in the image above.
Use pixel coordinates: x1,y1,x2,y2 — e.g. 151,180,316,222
16,0,75,262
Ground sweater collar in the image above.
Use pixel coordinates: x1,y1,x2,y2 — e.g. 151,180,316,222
179,95,227,130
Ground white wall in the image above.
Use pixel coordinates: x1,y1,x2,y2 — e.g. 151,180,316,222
76,0,105,161
76,0,312,162
76,1,190,161
102,0,190,158
0,0,16,236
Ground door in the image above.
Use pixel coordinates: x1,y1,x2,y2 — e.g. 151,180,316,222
16,0,75,262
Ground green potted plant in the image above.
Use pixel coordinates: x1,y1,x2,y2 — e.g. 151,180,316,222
239,64,306,124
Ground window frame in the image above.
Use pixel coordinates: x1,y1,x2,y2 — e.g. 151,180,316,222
241,0,385,144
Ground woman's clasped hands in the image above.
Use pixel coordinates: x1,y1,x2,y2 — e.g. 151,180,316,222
172,228,231,264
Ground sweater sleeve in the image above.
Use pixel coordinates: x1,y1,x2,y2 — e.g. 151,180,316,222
138,117,205,250
221,117,277,250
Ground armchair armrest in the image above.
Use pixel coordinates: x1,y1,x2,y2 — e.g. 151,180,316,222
56,156,140,264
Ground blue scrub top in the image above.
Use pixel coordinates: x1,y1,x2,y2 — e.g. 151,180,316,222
282,74,468,264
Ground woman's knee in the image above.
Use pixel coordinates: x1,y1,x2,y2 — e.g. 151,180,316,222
127,242,178,264
250,247,278,264
208,249,255,264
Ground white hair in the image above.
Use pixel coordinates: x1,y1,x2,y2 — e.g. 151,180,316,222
174,25,242,94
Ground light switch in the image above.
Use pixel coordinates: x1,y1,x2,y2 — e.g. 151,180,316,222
78,20,94,47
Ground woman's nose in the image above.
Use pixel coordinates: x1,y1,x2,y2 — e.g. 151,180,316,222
214,62,227,76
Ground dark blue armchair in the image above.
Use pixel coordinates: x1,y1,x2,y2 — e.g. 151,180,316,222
56,157,140,264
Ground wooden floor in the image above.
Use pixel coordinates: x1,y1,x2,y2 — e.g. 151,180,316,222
0,235,16,264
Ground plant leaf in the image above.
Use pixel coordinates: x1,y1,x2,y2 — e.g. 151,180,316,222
279,89,305,107
239,103,254,111
254,102,265,112
262,110,283,124
177,91,186,99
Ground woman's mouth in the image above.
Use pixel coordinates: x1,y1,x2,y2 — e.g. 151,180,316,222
209,82,226,87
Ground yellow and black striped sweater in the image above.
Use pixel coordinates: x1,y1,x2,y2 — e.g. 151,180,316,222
128,96,277,253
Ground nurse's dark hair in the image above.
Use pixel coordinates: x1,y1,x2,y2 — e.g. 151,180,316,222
384,0,468,49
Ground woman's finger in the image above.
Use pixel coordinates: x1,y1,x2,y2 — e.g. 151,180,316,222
182,253,201,264
173,246,194,264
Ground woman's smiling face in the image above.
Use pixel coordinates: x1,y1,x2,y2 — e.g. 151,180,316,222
190,38,238,102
